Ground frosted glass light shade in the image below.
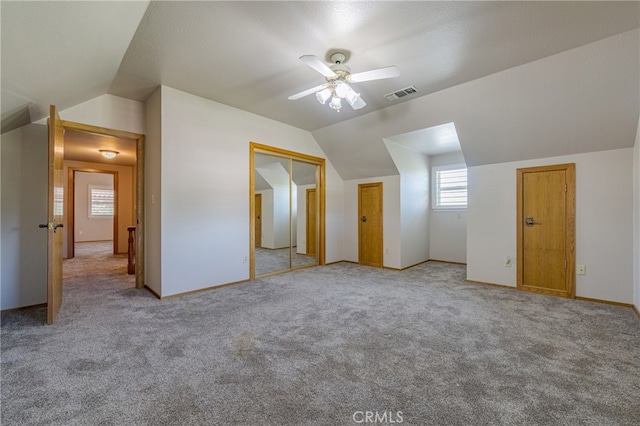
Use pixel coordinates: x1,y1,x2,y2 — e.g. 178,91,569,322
329,96,342,111
345,87,360,106
316,88,332,104
99,150,119,159
334,82,350,98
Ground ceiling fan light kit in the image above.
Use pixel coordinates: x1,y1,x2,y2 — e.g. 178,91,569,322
289,52,400,112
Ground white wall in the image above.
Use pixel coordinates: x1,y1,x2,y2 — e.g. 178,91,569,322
429,152,467,263
1,124,48,310
633,116,640,311
430,210,467,263
468,148,634,304
74,172,114,242
58,94,145,135
152,86,343,297
255,164,291,249
343,175,401,269
384,140,431,268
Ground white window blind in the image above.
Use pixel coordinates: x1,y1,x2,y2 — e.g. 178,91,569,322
89,186,114,217
433,166,467,209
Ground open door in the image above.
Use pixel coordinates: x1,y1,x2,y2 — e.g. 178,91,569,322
45,105,65,324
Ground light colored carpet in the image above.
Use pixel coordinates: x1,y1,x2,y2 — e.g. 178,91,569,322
1,243,639,425
255,246,316,276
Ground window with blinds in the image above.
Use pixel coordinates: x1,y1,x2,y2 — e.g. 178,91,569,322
89,186,114,217
432,165,467,209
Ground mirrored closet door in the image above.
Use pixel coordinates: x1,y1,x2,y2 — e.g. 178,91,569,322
250,143,325,279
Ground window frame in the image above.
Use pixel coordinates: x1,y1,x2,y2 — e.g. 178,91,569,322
432,164,468,211
88,185,115,219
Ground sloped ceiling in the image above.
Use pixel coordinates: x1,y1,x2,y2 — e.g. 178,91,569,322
314,29,640,175
2,1,639,175
1,1,150,131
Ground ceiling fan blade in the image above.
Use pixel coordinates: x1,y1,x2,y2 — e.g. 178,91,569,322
349,65,400,83
299,55,337,78
350,97,367,110
288,84,327,100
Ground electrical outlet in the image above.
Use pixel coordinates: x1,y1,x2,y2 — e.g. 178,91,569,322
504,256,512,267
243,256,248,264
384,248,389,254
577,264,586,275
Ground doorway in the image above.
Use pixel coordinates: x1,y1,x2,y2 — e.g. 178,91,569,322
68,170,119,258
45,108,146,324
358,182,383,267
517,163,575,298
61,120,145,290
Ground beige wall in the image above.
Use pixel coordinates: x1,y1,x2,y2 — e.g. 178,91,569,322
74,171,115,242
64,160,135,255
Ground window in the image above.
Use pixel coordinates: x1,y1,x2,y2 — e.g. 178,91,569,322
432,165,467,209
89,186,114,217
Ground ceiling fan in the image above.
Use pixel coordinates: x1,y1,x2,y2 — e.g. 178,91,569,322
288,52,400,112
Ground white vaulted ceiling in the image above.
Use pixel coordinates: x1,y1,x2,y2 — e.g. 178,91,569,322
1,1,150,131
2,1,638,175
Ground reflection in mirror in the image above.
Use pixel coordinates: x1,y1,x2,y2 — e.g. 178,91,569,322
254,154,291,276
292,160,318,268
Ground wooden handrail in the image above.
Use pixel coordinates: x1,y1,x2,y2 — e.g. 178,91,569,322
127,226,136,274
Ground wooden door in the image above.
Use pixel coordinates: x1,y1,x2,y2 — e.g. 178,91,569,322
47,105,65,324
517,164,575,298
254,194,262,247
358,183,383,267
306,188,316,256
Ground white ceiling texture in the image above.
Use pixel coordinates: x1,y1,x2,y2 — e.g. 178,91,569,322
2,1,638,177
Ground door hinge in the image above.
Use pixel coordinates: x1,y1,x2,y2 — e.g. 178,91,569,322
565,184,567,192
565,259,567,269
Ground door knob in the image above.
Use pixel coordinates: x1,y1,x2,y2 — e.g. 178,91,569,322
525,216,540,227
39,222,64,233
361,216,367,222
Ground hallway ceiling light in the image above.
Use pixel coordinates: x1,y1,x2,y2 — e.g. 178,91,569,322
99,150,119,159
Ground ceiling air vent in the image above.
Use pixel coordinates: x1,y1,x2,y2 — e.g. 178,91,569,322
384,86,419,101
